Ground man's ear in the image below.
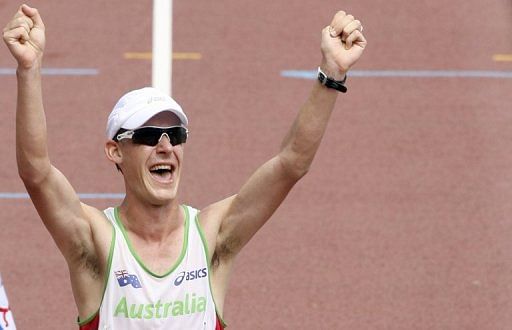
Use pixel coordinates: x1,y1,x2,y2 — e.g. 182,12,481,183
105,140,123,166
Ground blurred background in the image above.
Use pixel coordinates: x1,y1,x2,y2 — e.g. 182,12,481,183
0,0,511,328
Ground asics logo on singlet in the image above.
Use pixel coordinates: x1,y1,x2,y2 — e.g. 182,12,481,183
173,268,207,286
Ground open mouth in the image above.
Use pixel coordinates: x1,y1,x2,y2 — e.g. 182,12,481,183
149,164,175,181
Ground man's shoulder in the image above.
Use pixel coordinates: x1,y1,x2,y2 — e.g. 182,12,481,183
81,203,114,245
81,203,112,224
197,195,237,224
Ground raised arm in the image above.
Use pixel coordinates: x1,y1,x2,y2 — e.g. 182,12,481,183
205,11,366,261
2,5,99,262
201,11,366,268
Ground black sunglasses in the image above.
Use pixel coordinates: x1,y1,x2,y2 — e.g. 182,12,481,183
115,126,189,146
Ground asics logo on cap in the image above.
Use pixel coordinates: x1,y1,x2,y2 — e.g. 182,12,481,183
147,96,166,104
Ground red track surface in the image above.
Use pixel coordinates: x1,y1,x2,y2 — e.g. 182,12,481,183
0,1,511,329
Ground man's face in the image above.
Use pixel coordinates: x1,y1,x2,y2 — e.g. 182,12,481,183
118,112,185,205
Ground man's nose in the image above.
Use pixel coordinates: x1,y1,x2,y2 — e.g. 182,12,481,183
156,133,173,150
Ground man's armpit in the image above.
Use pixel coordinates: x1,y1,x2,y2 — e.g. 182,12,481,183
212,236,241,268
70,241,101,279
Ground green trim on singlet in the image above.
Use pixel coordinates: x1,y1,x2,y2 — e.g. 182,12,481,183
113,205,190,278
77,219,117,326
194,213,228,328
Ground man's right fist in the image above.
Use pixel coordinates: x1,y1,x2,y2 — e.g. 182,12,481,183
3,4,45,69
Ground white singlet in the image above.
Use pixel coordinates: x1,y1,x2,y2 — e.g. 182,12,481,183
81,205,221,329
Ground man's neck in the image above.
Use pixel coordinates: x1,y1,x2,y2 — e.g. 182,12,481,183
117,198,184,243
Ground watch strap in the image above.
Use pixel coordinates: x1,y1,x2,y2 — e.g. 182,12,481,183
317,67,347,93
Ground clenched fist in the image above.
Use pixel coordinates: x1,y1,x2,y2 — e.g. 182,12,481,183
320,11,367,80
3,4,45,69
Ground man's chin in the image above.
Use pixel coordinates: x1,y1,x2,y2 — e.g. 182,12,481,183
148,190,179,206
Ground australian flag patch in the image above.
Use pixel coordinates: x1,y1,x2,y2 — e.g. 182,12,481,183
115,270,142,288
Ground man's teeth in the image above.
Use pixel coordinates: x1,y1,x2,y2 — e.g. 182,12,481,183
150,165,172,172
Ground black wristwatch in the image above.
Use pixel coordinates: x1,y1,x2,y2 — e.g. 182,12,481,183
317,67,347,93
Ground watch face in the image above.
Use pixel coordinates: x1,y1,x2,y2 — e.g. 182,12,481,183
318,71,327,84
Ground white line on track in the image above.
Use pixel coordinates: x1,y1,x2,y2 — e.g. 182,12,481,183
0,68,98,76
281,69,512,79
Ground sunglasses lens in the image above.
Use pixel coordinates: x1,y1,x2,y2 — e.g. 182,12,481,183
132,127,187,146
173,127,188,145
132,128,160,146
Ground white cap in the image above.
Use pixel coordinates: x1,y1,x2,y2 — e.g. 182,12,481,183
106,87,188,139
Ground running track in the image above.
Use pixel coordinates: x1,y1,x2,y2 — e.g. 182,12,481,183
0,0,511,329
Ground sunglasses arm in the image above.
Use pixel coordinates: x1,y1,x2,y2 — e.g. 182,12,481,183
116,131,135,141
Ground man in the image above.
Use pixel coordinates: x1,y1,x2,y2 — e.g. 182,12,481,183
3,4,366,329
